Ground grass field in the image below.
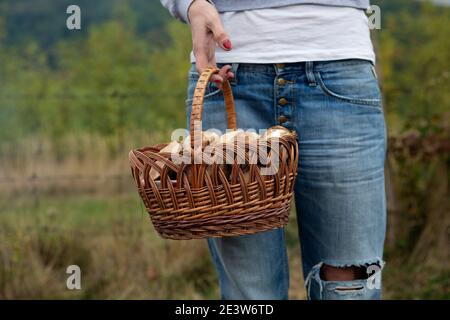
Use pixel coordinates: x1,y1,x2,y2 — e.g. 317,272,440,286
1,188,447,299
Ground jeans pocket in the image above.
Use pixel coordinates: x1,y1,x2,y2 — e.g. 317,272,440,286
185,69,225,130
185,72,223,109
315,61,382,107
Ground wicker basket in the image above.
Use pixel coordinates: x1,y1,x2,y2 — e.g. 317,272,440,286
129,67,299,240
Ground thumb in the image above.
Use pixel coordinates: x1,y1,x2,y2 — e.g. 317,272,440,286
209,18,232,51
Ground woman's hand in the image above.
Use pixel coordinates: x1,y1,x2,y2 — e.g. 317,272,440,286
188,0,234,88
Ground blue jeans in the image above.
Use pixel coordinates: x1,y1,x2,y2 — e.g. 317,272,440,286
185,59,387,300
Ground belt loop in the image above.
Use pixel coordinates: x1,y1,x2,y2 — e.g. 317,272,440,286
229,63,239,85
305,61,317,87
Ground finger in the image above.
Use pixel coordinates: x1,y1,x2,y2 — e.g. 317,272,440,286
212,65,233,89
192,27,212,72
208,56,223,89
211,72,224,89
208,17,232,51
211,77,223,90
211,72,233,89
218,65,232,80
196,55,213,76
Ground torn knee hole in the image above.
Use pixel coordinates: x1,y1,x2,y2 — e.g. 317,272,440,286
320,264,368,281
334,285,365,292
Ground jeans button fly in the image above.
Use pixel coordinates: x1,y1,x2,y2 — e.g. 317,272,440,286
278,115,288,123
278,98,288,106
277,78,287,86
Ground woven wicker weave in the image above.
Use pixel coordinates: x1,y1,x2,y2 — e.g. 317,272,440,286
129,67,299,240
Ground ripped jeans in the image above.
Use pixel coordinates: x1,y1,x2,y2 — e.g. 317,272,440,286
186,60,387,300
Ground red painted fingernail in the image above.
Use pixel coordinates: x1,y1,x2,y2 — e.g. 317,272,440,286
214,80,221,84
223,39,232,50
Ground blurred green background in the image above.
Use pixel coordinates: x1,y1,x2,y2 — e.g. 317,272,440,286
0,0,448,299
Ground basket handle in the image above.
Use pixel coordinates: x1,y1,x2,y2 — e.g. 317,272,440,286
190,67,237,149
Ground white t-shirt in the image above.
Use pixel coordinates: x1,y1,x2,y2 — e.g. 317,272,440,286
190,4,375,63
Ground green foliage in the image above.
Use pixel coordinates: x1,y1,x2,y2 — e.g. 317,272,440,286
1,0,171,48
1,0,448,147
0,13,191,154
376,0,450,133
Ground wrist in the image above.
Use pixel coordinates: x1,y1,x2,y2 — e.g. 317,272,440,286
188,0,215,22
